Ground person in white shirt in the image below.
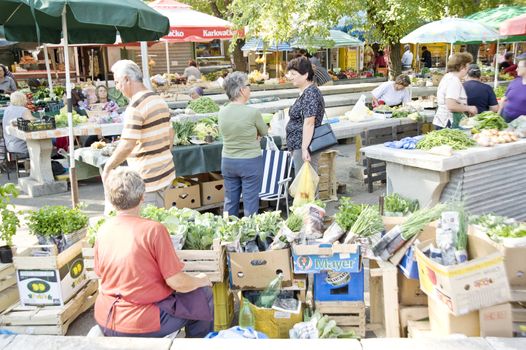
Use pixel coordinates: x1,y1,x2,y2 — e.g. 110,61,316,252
401,45,413,71
183,60,202,80
433,53,478,129
371,74,411,107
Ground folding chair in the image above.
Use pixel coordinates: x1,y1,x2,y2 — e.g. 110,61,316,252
259,149,294,217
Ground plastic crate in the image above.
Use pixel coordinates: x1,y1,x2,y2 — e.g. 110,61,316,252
213,279,234,331
17,117,56,132
313,266,364,302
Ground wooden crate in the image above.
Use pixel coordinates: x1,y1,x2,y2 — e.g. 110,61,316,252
368,259,400,337
407,320,433,338
315,301,366,337
0,263,16,293
81,242,97,280
176,239,225,283
0,279,98,335
0,285,19,314
318,150,338,201
399,305,428,337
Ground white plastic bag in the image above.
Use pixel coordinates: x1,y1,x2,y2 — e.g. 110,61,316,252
269,108,290,140
345,94,371,122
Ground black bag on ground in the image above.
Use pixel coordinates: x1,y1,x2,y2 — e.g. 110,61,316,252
51,161,66,176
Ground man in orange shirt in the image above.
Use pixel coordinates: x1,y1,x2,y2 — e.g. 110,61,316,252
94,167,213,337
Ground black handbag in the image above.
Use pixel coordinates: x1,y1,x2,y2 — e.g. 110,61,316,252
308,122,338,153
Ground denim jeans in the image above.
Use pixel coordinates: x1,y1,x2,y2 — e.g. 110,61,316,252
221,156,263,217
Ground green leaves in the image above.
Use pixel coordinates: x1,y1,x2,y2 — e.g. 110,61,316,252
26,206,88,237
334,197,365,231
0,184,20,246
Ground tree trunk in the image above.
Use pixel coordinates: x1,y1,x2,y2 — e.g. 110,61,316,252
232,39,247,72
389,42,402,79
466,44,479,62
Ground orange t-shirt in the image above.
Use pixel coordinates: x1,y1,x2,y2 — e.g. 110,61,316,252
94,216,184,333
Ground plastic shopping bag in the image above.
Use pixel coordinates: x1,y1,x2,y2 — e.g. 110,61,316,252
269,108,290,141
289,162,319,207
345,94,370,122
264,136,279,151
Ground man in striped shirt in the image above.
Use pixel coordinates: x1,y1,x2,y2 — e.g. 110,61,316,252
102,60,175,208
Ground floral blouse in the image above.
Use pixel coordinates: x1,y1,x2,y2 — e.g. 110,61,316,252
286,84,325,150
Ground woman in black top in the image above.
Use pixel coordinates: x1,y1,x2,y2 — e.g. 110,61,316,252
286,56,325,173
463,64,499,114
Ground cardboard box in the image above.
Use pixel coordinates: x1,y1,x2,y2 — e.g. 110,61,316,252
243,298,303,339
291,243,360,274
470,225,526,288
282,274,307,303
415,234,510,316
13,242,88,307
428,297,480,336
398,272,428,306
228,249,293,290
190,172,224,206
164,178,201,209
479,303,513,337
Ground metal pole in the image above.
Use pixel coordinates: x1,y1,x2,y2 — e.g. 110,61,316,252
165,40,170,75
90,48,94,81
43,45,54,97
62,6,79,207
140,41,152,90
326,48,329,70
74,46,80,83
494,39,500,89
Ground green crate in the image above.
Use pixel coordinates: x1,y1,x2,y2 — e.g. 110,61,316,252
213,279,234,331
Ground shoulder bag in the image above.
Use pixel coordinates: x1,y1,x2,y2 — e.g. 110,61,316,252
308,116,338,153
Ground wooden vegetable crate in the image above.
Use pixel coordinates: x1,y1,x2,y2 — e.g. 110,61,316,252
175,239,226,283
0,279,98,335
0,263,19,313
315,300,366,337
81,242,97,280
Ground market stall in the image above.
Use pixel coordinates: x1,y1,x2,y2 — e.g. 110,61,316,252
362,139,526,220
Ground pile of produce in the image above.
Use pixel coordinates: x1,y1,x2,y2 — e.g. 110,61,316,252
344,205,384,243
194,120,219,141
509,116,526,138
473,112,508,131
416,129,476,151
373,203,446,260
290,311,357,339
248,70,267,84
473,129,518,147
383,193,419,216
494,86,506,99
334,197,365,232
172,116,220,145
186,97,220,114
54,110,88,128
471,214,526,243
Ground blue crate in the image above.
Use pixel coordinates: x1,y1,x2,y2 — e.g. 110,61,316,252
313,267,364,302
398,246,419,280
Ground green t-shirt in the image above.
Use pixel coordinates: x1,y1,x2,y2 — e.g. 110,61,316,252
218,103,268,159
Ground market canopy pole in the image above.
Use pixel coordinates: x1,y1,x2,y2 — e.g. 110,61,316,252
74,47,80,83
43,45,55,98
62,6,79,206
165,40,170,74
494,39,500,89
140,41,153,90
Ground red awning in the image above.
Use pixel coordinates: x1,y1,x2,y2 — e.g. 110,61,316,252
500,14,526,36
149,0,243,42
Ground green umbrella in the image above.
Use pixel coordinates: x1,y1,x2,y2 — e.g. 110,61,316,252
0,0,169,205
0,0,169,44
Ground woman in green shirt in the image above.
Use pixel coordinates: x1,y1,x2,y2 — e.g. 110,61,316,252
219,72,268,217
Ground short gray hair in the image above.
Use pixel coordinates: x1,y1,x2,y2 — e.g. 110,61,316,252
107,167,145,210
223,71,248,101
10,91,27,107
111,60,143,82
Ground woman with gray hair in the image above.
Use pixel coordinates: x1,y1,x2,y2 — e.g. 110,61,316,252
94,167,213,338
2,91,35,156
218,71,268,217
463,64,498,114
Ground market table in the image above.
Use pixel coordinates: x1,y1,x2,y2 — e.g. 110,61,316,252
361,139,526,220
5,123,123,197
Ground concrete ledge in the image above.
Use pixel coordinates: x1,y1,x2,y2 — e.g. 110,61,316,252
18,177,68,197
0,336,525,350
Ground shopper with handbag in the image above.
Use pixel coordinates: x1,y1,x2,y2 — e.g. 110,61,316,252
286,57,327,174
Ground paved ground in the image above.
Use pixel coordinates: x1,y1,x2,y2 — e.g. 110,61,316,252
0,141,385,336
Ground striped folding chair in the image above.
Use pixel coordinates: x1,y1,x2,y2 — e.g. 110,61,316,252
259,149,294,217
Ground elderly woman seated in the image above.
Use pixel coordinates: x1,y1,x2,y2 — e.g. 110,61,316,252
2,91,35,157
94,167,214,337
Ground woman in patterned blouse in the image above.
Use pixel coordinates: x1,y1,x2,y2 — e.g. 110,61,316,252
285,56,325,173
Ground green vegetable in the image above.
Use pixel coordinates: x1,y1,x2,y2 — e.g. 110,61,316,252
172,121,195,145
194,122,219,141
416,129,476,150
384,193,419,215
285,214,302,232
335,197,365,231
456,206,468,251
26,205,88,237
474,112,508,130
347,205,383,239
0,183,20,246
494,86,506,99
54,110,88,128
187,97,220,114
108,87,128,107
400,204,446,240
471,214,526,241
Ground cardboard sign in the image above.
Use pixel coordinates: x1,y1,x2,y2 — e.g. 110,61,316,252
292,243,360,274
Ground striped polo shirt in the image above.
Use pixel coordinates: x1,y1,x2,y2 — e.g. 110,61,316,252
121,90,175,192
